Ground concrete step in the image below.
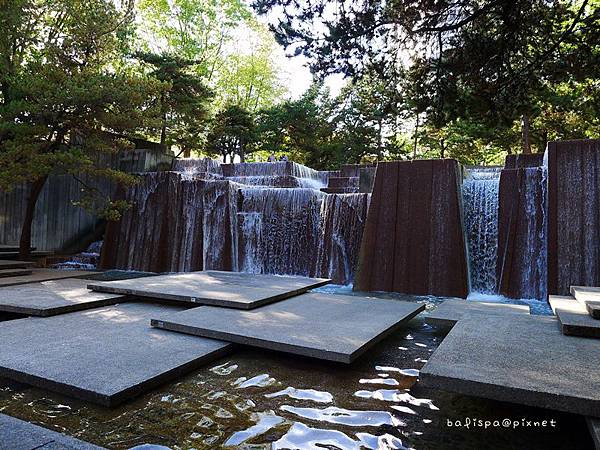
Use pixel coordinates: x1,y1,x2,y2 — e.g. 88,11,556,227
0,260,35,270
0,268,33,278
570,286,600,319
320,187,359,194
327,176,359,189
549,295,600,338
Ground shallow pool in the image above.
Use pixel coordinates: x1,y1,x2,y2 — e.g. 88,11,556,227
0,282,591,449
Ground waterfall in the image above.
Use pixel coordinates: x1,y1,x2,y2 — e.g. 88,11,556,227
462,167,501,294
237,188,323,276
315,194,370,284
103,161,369,284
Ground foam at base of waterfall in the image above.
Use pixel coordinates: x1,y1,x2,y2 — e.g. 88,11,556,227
467,292,552,315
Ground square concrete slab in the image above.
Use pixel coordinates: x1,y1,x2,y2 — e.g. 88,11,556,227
88,271,330,309
425,299,530,328
151,293,425,363
420,314,600,417
0,259,34,269
0,303,232,406
0,414,104,450
0,278,126,317
570,286,600,319
0,268,32,278
549,295,600,338
0,269,97,287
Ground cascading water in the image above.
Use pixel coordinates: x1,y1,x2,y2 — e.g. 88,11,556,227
237,188,323,276
462,167,502,294
101,159,370,284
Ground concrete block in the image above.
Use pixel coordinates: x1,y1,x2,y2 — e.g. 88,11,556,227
570,286,600,319
0,260,34,269
0,278,125,317
151,293,424,363
420,314,600,417
0,269,97,288
425,299,530,328
0,269,32,278
88,271,330,310
0,413,104,449
0,303,232,406
549,295,600,338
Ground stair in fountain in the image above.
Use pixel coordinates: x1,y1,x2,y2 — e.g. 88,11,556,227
549,295,600,338
570,286,600,319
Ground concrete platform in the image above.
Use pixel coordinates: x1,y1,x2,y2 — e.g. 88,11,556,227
570,286,600,319
549,295,600,338
0,414,104,449
0,259,35,269
151,293,424,363
88,271,330,310
425,299,530,328
420,314,600,417
0,278,125,317
0,303,232,406
0,269,97,287
0,268,32,278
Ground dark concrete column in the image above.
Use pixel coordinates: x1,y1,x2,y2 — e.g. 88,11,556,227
354,159,469,298
496,167,546,299
547,139,600,295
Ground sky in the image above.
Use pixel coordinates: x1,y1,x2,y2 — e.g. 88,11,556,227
253,2,348,100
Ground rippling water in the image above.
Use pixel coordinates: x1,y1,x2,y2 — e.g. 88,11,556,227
0,285,591,449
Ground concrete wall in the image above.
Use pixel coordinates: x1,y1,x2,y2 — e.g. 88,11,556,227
496,167,547,299
354,159,469,298
547,139,600,295
0,147,173,252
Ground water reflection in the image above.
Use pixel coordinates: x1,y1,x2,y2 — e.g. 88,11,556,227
0,288,590,449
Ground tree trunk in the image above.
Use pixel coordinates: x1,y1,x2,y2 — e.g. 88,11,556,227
239,140,245,163
521,113,531,154
413,113,419,159
439,138,446,159
19,176,48,260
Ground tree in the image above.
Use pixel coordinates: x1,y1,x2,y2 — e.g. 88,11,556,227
254,84,341,169
0,0,162,259
135,52,213,156
206,105,256,162
254,0,600,157
214,22,287,112
137,0,251,81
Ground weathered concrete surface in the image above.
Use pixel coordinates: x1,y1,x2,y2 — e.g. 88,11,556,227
0,303,232,406
0,413,104,449
504,153,545,169
101,173,239,272
0,278,125,317
496,167,547,299
89,271,330,309
0,268,32,278
0,269,97,287
0,260,34,269
547,139,600,295
425,299,530,329
420,314,600,417
570,286,600,319
355,159,468,298
588,417,600,450
549,295,600,338
151,293,424,363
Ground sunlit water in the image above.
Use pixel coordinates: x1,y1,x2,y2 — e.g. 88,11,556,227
0,281,590,449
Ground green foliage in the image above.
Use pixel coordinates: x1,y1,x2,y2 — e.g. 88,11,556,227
135,52,213,153
0,0,161,221
254,0,600,159
206,104,256,162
